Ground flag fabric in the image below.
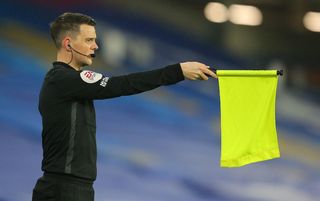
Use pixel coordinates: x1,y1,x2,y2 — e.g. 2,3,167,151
217,70,280,167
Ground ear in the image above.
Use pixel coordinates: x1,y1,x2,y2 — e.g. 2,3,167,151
62,37,72,51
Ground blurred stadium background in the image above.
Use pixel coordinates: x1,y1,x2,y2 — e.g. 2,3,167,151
0,0,320,201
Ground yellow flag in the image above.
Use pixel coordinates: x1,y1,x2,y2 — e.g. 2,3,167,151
217,70,280,167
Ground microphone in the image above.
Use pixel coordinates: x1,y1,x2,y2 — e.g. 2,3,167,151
68,44,95,58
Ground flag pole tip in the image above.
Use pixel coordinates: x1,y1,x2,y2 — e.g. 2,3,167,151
277,70,283,76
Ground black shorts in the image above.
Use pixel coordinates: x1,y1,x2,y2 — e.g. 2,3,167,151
32,173,94,201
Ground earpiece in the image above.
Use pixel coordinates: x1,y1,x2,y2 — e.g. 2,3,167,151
67,44,95,58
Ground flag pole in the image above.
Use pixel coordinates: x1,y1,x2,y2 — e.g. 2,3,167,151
209,68,283,76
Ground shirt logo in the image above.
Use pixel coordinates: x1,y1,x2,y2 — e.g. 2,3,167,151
80,70,103,83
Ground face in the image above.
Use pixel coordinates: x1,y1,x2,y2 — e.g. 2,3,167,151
69,24,98,68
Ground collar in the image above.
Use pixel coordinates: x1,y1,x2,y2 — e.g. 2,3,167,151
53,61,79,71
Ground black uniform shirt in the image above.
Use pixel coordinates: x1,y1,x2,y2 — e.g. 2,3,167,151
39,61,184,181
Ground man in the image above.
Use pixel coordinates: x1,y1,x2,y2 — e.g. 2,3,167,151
32,12,217,201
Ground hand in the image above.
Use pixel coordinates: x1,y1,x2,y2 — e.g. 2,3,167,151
180,62,218,80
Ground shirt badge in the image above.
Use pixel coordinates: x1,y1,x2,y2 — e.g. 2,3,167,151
80,70,103,83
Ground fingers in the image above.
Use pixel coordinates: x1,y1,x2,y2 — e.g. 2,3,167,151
190,71,208,81
194,65,217,80
200,65,218,79
198,71,209,80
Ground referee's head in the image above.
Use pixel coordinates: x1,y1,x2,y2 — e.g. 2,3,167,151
50,12,98,69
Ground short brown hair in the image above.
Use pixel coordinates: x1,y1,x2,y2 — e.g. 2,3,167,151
50,12,96,49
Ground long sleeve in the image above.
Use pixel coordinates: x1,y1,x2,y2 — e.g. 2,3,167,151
50,63,184,100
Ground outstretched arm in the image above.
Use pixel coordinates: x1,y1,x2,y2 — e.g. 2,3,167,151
51,62,217,100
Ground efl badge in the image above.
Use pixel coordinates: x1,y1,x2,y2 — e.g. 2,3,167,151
80,70,103,83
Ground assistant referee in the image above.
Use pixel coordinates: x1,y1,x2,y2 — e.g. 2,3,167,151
31,12,217,201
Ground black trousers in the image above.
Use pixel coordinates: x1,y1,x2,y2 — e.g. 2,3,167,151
32,173,94,201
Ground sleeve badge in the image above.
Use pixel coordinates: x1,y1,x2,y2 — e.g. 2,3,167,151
80,70,103,84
